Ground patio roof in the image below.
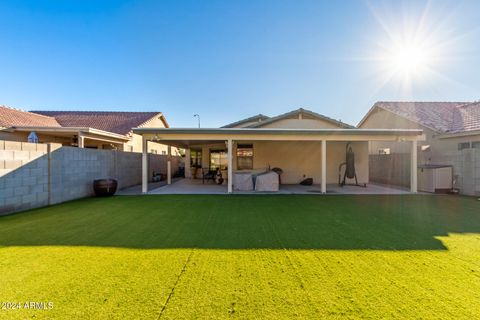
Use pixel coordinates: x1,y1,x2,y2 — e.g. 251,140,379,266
7,126,130,144
134,127,422,135
133,127,424,147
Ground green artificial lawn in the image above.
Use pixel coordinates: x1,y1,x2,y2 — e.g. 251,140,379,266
0,195,479,319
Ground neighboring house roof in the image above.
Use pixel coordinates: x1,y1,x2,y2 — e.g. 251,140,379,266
358,101,478,133
221,114,270,128
0,105,61,128
32,111,168,136
450,102,480,133
247,108,354,129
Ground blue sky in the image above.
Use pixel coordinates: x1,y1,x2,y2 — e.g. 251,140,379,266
1,0,479,127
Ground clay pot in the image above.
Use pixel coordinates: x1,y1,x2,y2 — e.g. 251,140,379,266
93,179,118,197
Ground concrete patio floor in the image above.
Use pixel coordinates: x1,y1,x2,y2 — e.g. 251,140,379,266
139,178,411,195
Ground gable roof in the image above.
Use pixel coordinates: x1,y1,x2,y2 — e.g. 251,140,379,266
358,101,476,133
0,105,61,128
247,108,354,129
221,114,270,128
32,111,168,136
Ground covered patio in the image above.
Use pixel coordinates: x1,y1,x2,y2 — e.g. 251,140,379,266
145,178,411,195
133,128,424,194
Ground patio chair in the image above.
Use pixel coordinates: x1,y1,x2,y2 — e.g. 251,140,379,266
202,167,216,184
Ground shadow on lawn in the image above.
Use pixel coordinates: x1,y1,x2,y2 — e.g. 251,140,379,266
0,195,479,250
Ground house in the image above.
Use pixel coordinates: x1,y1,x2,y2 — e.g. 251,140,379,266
358,101,480,195
133,108,424,194
0,106,174,154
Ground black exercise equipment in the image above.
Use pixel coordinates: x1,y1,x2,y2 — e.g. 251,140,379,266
338,142,366,187
300,178,313,186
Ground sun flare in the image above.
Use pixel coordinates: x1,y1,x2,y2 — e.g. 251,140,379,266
363,1,467,93
388,44,429,77
375,35,438,85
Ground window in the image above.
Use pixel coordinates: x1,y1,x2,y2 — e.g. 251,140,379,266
190,150,202,168
472,141,480,149
237,144,253,170
161,150,167,155
210,149,227,170
458,142,470,150
378,148,390,155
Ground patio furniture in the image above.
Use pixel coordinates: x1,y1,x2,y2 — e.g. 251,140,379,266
255,171,279,192
271,167,283,184
152,171,163,182
202,168,216,184
233,172,254,191
93,179,118,197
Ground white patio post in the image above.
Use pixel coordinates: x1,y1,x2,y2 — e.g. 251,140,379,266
142,136,148,194
321,139,327,194
185,147,191,179
167,146,172,185
78,132,85,148
227,139,233,194
410,140,418,193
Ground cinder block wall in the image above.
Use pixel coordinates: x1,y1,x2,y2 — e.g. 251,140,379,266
49,147,116,204
449,149,480,196
0,140,182,215
0,140,53,214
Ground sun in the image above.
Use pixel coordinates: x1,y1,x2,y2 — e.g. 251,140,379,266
388,44,429,77
376,37,436,84
363,1,465,93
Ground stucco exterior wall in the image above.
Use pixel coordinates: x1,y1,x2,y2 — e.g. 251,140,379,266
249,141,368,184
359,108,436,155
259,118,343,129
125,116,178,154
126,133,173,154
192,140,368,185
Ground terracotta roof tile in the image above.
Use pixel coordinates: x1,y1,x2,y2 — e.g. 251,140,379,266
451,102,480,133
0,105,61,127
374,101,479,133
32,111,163,135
